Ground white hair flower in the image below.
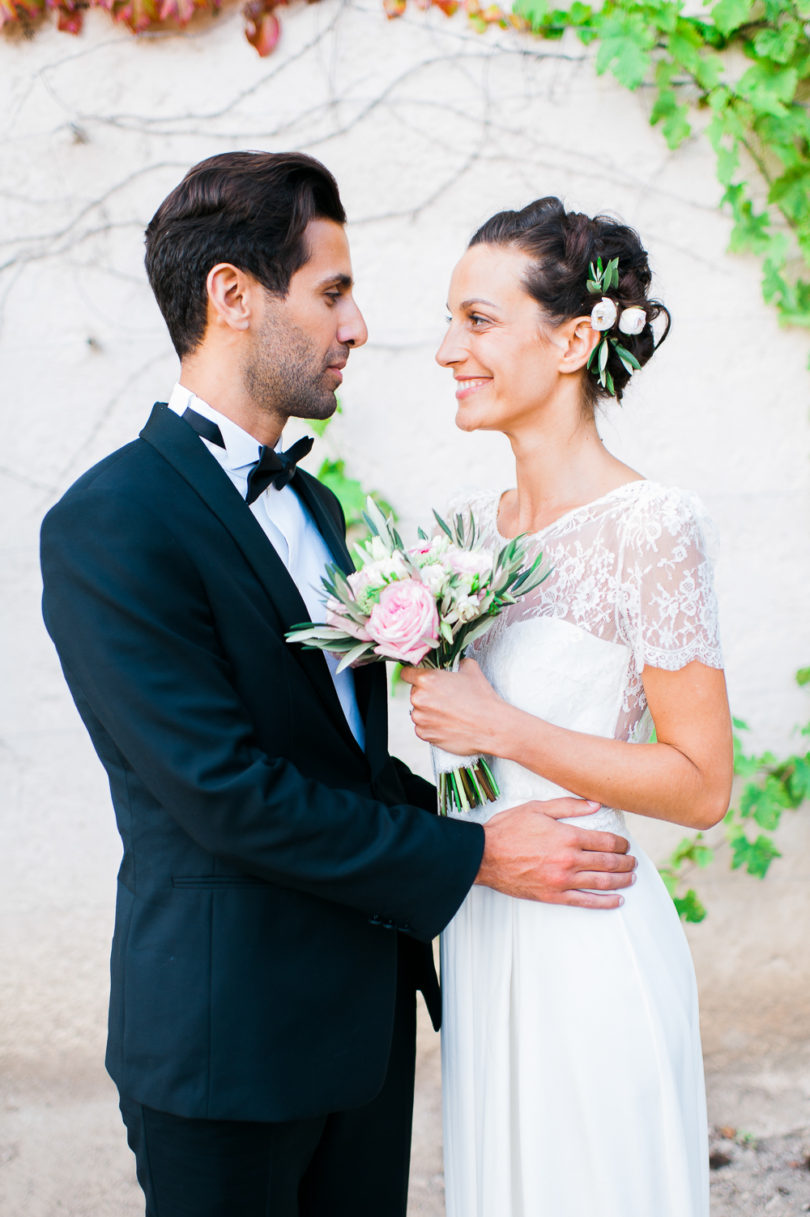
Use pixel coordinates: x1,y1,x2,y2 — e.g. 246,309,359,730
618,306,647,336
590,297,617,331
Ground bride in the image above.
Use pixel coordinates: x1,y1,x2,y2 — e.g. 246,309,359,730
402,197,733,1217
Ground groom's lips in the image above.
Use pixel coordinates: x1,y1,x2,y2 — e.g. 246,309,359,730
325,360,346,385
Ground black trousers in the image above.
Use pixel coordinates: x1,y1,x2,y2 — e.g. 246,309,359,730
119,970,417,1217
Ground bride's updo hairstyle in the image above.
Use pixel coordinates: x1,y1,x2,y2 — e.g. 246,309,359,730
469,196,671,406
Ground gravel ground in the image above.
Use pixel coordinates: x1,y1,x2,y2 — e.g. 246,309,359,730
708,1127,810,1217
3,1002,807,1217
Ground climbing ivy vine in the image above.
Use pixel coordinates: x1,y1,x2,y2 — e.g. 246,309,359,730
660,667,810,921
4,0,810,344
513,0,810,349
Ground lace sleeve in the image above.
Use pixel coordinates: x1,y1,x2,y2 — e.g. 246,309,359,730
618,485,724,673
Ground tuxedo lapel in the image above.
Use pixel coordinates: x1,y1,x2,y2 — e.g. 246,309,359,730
291,470,376,740
140,404,364,759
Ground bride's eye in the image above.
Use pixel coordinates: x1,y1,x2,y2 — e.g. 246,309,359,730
470,314,490,328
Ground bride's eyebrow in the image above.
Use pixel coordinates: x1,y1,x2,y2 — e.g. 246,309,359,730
460,298,499,311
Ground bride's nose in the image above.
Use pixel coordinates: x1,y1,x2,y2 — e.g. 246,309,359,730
436,324,465,367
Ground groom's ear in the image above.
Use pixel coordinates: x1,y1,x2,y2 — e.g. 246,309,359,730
205,263,254,334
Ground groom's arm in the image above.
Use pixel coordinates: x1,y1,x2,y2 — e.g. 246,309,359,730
388,758,436,813
41,485,483,944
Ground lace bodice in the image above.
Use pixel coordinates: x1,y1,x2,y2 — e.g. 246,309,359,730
445,481,724,828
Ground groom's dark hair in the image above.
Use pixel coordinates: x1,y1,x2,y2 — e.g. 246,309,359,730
145,151,346,358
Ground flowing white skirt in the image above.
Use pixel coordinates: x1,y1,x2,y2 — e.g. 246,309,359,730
440,835,709,1217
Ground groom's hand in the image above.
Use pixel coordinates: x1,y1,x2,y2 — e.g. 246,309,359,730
475,799,636,908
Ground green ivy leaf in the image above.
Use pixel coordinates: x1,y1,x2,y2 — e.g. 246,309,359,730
674,889,707,923
669,24,704,75
513,0,547,29
768,167,810,224
727,197,772,255
594,12,652,89
733,833,782,878
787,754,810,803
651,81,692,148
796,667,810,687
740,776,789,829
736,62,798,117
752,23,800,66
711,0,752,38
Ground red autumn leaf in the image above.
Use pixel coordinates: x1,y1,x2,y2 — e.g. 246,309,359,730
3,0,45,20
110,0,158,30
157,0,198,23
56,4,83,32
243,1,280,56
383,0,406,17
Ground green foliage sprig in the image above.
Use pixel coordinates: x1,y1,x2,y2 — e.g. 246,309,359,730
585,256,643,394
659,667,809,922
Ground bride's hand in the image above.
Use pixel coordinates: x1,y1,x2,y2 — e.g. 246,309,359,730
400,658,504,755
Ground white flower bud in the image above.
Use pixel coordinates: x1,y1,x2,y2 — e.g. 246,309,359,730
618,306,647,336
590,297,618,331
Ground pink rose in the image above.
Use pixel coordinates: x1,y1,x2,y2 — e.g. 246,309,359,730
447,547,493,581
366,579,439,665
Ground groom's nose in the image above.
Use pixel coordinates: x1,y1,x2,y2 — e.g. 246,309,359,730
338,297,368,349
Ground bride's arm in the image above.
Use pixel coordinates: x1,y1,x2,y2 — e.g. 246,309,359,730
402,658,733,830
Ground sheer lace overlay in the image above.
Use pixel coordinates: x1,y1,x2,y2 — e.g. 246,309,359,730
450,480,723,746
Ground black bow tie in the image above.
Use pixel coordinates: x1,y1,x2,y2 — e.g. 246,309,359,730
182,406,313,504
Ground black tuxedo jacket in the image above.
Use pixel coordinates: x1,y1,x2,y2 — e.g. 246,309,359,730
40,403,484,1122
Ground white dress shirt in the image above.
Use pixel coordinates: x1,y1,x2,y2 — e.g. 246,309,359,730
168,383,365,750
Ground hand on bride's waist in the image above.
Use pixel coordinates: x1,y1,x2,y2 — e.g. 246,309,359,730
401,657,504,756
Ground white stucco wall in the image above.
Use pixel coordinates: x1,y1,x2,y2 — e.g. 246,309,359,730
2,1,809,1196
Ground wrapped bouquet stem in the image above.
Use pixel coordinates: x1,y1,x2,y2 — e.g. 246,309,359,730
286,499,548,815
431,744,500,816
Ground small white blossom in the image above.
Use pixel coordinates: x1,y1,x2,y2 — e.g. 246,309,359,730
590,297,618,331
454,594,483,623
419,562,448,598
618,306,647,336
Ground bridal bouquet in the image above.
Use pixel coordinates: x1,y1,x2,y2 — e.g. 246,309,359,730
286,499,548,815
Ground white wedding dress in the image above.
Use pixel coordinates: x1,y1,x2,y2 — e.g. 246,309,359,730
440,480,723,1217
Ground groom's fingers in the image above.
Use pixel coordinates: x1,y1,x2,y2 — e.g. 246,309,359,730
572,867,637,891
574,850,636,875
552,889,629,910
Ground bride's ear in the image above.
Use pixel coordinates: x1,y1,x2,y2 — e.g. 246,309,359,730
557,317,600,375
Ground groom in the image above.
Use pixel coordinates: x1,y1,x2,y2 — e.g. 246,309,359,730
40,151,636,1217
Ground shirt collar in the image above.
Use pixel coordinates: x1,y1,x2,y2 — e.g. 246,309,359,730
167,383,286,473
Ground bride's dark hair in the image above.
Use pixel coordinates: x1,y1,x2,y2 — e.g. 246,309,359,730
469,197,670,405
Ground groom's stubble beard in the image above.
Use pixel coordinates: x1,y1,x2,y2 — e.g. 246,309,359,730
242,305,347,425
